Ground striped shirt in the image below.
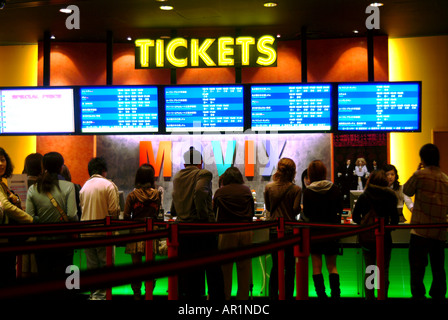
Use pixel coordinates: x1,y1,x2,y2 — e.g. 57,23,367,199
403,166,448,241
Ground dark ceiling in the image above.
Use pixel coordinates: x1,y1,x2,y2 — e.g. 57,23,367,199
0,0,448,44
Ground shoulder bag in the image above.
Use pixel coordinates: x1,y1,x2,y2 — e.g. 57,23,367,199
46,192,69,222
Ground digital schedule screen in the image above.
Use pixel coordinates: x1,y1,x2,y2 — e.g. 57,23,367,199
0,87,75,134
250,84,332,131
80,86,159,133
165,85,244,132
337,82,421,132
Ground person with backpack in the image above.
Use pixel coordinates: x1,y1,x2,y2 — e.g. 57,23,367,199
352,169,398,300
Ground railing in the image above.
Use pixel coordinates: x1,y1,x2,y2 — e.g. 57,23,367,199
0,217,446,300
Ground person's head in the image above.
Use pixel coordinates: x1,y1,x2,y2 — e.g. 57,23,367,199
88,157,108,177
60,164,72,182
135,163,155,188
23,153,43,176
42,152,64,175
301,169,309,190
366,169,389,188
273,158,296,183
0,147,14,179
356,157,366,167
419,143,440,167
307,160,327,183
383,164,399,190
183,146,202,168
221,167,244,186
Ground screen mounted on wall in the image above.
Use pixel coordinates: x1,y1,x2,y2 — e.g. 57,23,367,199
337,82,422,132
79,86,159,134
0,87,75,134
165,85,244,132
250,83,333,132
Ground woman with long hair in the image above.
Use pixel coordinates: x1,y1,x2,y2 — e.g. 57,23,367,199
0,147,34,287
383,164,413,222
264,157,302,300
26,152,78,282
303,160,343,299
352,169,399,299
123,163,161,300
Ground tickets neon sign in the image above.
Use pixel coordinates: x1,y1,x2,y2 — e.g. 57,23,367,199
135,35,277,69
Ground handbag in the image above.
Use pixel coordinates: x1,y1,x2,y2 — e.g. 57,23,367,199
357,207,377,250
46,192,69,222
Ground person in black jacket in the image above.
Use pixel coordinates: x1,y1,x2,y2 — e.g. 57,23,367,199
352,169,399,300
303,160,343,299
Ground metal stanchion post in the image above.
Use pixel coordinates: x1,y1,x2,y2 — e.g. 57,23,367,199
106,215,113,300
277,217,285,300
295,227,310,300
145,218,154,300
167,223,179,300
375,217,386,300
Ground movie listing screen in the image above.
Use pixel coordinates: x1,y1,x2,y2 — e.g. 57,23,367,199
0,88,75,134
165,85,244,132
251,84,332,131
80,86,159,133
338,82,420,131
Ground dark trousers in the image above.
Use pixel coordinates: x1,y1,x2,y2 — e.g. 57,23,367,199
409,234,446,300
0,253,17,288
178,233,225,301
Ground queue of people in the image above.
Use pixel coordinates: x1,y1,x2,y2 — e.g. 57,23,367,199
0,143,447,302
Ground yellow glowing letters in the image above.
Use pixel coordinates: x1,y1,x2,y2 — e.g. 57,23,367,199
135,35,277,68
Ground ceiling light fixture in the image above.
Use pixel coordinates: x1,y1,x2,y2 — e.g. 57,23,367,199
264,2,278,7
59,8,73,13
370,2,384,6
50,35,56,40
127,36,132,41
160,5,173,10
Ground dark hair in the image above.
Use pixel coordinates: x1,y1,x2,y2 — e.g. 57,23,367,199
135,163,155,188
60,164,72,182
383,164,400,190
308,160,327,183
183,146,202,166
366,169,388,188
419,143,440,167
22,153,43,177
301,169,308,190
273,158,296,183
88,157,108,176
221,167,244,185
36,152,64,193
0,147,14,178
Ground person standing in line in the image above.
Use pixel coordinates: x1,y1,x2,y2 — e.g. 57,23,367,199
213,166,254,300
302,160,343,299
21,152,43,279
170,146,224,301
0,147,34,288
80,157,120,300
383,164,414,222
403,143,448,301
264,157,302,300
351,169,399,300
26,152,78,286
123,163,161,300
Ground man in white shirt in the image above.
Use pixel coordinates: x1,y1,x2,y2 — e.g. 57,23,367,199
80,157,120,300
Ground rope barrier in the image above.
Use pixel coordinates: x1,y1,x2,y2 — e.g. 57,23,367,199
1,217,447,301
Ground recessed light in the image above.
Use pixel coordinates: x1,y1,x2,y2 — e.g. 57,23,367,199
353,30,359,34
59,8,73,13
276,34,281,38
370,2,384,6
264,2,278,7
160,5,173,10
50,35,56,40
127,36,132,41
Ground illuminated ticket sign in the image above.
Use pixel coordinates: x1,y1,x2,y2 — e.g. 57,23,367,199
135,35,277,69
